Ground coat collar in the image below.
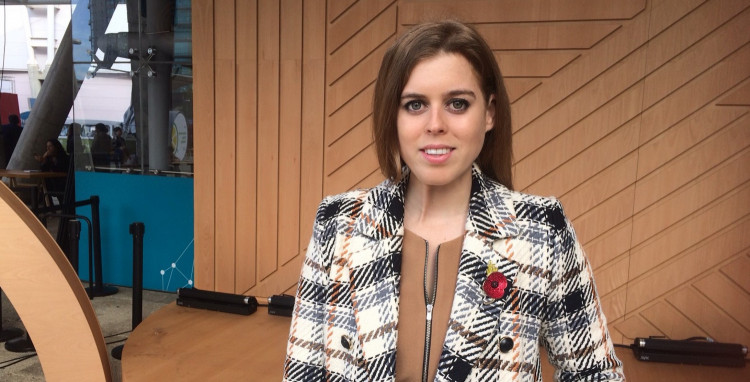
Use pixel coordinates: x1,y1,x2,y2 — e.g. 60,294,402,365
353,164,519,242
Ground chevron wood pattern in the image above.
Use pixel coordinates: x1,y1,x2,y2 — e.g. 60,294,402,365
193,0,750,349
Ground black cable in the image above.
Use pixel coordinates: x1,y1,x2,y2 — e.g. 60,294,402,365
613,343,632,349
105,338,127,346
104,329,133,339
0,353,37,370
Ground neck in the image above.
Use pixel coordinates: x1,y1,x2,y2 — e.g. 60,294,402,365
403,171,471,243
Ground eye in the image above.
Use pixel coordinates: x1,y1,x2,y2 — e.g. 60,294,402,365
404,100,424,112
447,99,469,112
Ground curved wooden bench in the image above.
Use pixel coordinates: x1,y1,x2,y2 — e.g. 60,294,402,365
0,181,111,381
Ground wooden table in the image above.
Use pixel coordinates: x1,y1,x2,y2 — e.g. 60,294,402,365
123,302,750,381
0,169,66,212
122,303,291,381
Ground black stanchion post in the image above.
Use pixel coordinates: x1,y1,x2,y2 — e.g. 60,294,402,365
68,219,81,273
88,195,117,297
112,222,145,361
130,222,145,328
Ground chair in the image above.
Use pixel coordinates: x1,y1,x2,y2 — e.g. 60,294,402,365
0,181,111,381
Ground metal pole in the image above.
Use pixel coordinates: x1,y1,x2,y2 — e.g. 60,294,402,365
68,219,81,273
130,222,145,328
88,195,118,297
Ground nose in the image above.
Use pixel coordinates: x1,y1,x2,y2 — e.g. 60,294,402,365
426,109,446,134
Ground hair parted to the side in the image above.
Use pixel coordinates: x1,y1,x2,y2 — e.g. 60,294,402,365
372,20,513,190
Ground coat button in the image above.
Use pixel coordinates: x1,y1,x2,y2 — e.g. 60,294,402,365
341,335,352,350
499,337,513,353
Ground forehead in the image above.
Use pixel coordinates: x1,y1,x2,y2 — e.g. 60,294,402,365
403,52,481,94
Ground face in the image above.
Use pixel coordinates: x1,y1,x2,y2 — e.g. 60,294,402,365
46,142,55,153
397,52,495,190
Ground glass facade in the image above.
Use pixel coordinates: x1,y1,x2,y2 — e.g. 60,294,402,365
68,0,192,176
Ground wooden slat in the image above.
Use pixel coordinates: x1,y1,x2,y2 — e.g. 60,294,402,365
632,148,750,245
626,215,750,310
326,117,372,174
639,44,750,145
213,0,237,293
717,78,750,105
328,0,394,52
639,301,705,340
235,0,259,293
478,23,620,51
668,286,750,345
613,315,663,341
583,220,632,271
694,273,750,331
643,0,749,74
325,144,378,194
326,40,391,119
642,6,750,108
559,153,638,221
516,84,644,191
278,0,303,266
298,0,327,264
511,12,649,132
326,4,396,84
495,51,580,78
257,0,281,281
399,0,646,24
328,0,358,22
514,45,647,164
636,106,747,179
633,114,750,213
571,185,635,246
326,84,375,145
721,255,750,294
192,0,216,290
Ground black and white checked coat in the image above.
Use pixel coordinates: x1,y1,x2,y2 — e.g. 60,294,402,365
284,165,624,382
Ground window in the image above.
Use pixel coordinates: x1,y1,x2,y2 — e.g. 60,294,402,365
69,0,192,176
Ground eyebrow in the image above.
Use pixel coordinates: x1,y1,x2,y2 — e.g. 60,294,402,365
400,89,478,100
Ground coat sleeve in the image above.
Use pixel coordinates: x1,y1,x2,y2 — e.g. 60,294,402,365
540,200,625,381
283,197,337,381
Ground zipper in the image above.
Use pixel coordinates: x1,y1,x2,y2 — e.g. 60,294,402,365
422,241,439,382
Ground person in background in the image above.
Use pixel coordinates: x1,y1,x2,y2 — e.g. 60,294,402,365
34,138,69,198
1,114,23,167
35,138,69,173
111,126,128,167
283,20,624,382
91,123,112,167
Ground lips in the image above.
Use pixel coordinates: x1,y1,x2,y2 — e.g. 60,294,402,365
424,147,451,155
420,146,454,164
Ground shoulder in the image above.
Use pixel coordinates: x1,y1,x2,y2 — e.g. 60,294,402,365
485,178,569,232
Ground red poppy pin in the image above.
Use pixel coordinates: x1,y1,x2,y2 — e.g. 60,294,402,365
483,261,508,299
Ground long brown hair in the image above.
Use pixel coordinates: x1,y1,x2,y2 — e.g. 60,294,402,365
372,20,513,189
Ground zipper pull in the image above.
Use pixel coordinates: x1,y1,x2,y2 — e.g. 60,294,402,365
426,303,433,321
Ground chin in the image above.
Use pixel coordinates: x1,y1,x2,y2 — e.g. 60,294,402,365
409,167,469,188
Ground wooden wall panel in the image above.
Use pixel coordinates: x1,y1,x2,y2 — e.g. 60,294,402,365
192,0,215,290
193,0,750,348
234,0,258,292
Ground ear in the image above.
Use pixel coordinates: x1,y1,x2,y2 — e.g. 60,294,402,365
485,94,496,132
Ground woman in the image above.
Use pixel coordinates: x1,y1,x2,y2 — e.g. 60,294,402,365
35,139,69,173
284,21,624,382
35,138,69,198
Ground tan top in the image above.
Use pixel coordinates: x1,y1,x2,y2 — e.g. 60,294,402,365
396,229,464,381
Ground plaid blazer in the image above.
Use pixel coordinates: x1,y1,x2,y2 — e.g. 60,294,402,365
284,166,624,382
